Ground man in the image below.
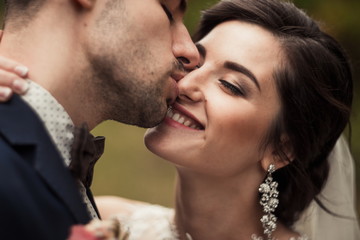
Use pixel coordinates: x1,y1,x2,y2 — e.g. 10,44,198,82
0,0,199,239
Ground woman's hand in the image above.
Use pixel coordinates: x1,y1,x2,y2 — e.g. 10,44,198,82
0,30,30,101
0,56,29,101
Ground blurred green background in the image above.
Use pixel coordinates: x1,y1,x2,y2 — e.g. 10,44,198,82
1,0,359,218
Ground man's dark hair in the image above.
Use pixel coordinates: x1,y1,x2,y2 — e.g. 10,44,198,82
194,0,353,227
3,0,45,30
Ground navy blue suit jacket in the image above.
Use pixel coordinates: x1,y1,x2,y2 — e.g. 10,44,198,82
0,95,93,239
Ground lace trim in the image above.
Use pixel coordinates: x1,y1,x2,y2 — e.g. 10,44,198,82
182,233,308,240
250,234,309,240
115,204,309,240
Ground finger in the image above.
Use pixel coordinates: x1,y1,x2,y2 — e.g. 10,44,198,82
0,86,12,102
12,79,30,94
0,69,29,94
0,56,29,77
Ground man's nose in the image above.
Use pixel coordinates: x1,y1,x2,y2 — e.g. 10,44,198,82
172,24,200,70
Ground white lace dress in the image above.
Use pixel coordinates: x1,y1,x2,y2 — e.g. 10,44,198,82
114,204,178,239
113,204,308,240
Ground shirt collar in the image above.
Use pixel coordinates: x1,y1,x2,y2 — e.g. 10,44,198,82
21,81,74,166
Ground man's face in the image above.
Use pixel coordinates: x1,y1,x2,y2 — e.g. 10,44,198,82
83,0,199,128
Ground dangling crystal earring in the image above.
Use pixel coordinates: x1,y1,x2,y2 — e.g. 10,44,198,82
258,164,279,240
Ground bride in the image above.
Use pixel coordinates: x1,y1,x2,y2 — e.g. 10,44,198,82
95,0,357,239
0,0,358,239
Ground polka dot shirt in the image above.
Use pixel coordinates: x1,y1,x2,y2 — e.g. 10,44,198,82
21,81,99,219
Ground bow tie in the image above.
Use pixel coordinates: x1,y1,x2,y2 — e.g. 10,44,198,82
69,123,105,188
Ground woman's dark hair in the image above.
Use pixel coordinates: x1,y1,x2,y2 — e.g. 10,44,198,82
194,0,353,227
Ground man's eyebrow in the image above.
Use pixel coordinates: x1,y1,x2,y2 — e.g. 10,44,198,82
224,61,261,91
196,43,206,59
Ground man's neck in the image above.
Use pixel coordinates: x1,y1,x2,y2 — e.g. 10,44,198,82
0,12,101,129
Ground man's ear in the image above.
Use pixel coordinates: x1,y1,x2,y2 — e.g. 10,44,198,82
74,0,95,9
260,135,294,171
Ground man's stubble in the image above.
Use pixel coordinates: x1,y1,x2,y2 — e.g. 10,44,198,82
83,44,171,128
79,0,178,128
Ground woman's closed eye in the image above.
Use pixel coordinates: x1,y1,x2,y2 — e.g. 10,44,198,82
219,80,245,96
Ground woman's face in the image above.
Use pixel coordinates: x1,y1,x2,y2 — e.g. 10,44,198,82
145,21,283,177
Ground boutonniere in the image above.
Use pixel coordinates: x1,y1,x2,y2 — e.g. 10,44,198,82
68,218,130,240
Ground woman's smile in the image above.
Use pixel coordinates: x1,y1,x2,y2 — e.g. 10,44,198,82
165,103,205,130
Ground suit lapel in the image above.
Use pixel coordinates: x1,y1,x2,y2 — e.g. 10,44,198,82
86,187,101,219
0,95,91,224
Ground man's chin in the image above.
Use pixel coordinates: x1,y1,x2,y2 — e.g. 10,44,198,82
136,113,166,128
124,108,167,129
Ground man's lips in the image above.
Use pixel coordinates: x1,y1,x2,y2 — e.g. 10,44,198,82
166,103,205,130
171,72,185,81
167,77,179,106
167,71,186,106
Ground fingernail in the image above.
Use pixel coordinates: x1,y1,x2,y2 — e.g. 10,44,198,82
14,66,29,77
0,87,12,99
13,79,30,94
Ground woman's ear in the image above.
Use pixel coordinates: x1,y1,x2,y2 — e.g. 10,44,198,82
260,135,294,171
74,0,95,9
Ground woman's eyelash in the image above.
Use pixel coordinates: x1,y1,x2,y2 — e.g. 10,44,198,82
161,4,174,22
219,80,244,96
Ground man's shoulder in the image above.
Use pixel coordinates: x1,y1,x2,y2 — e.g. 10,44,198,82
0,95,56,168
0,95,49,143
0,94,29,111
0,94,39,128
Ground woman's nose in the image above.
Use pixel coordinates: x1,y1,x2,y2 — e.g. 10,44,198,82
172,24,200,70
177,70,205,103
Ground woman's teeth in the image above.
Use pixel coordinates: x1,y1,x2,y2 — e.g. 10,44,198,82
167,108,202,130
